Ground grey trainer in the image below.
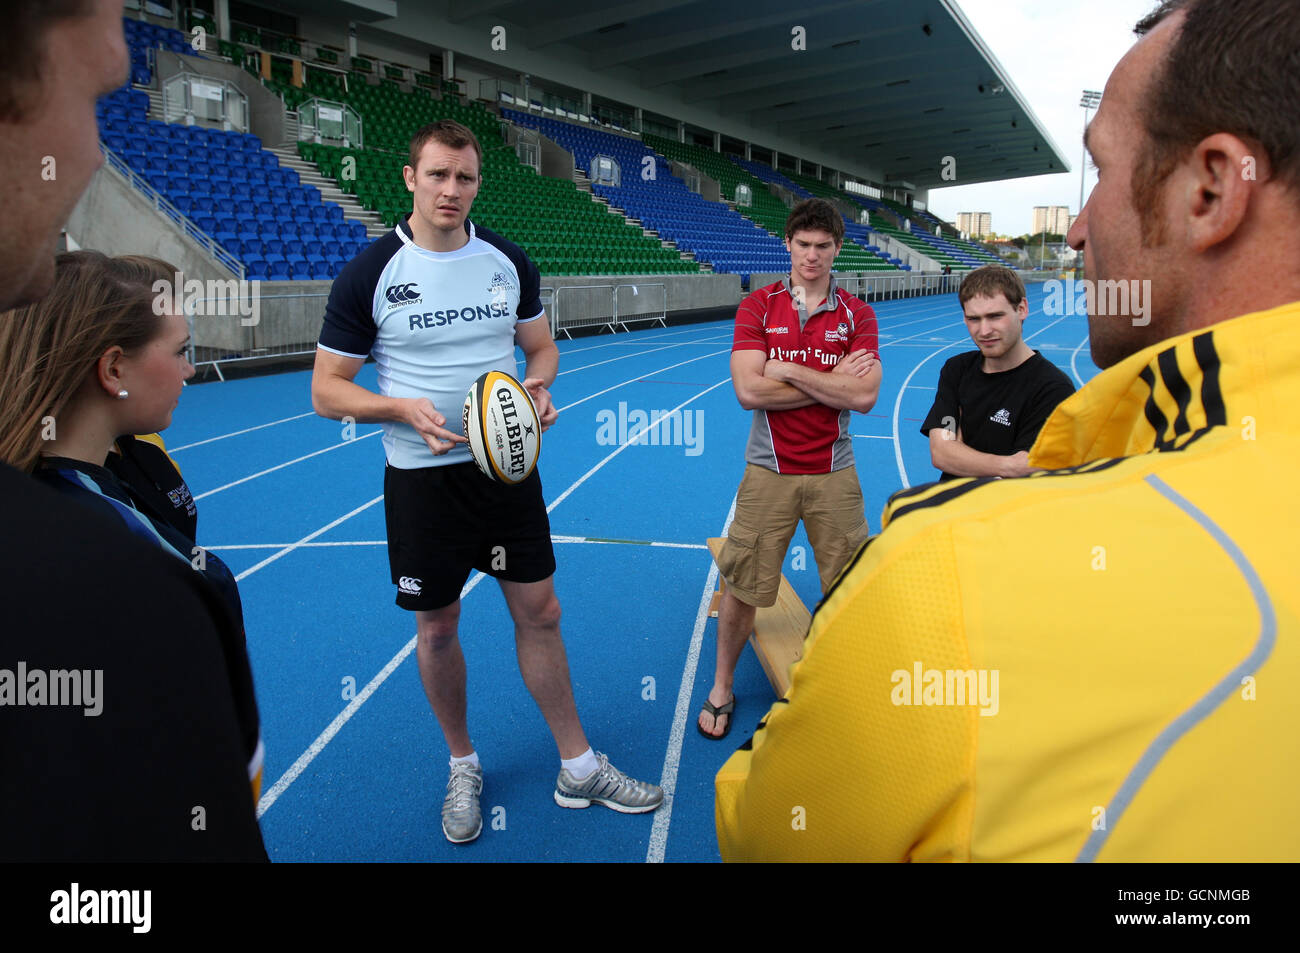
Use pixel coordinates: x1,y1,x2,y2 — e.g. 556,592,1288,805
441,761,483,843
554,752,663,813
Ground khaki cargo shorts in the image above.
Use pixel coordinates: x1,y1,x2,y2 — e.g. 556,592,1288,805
716,463,869,608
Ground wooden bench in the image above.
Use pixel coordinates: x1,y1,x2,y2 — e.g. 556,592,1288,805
706,537,811,697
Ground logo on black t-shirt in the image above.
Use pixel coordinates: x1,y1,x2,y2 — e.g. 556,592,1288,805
990,408,1012,426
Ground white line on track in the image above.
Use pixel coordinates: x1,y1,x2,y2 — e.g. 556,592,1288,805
1070,333,1091,387
193,430,381,501
553,339,723,378
235,495,385,583
555,349,732,414
554,327,732,356
168,411,317,452
208,536,709,551
646,491,738,864
255,569,489,819
890,336,964,489
191,346,733,500
546,377,731,514
255,377,732,820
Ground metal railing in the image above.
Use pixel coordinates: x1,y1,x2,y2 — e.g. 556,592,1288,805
162,69,248,131
834,272,964,301
551,283,667,337
298,97,363,147
187,290,326,379
100,144,244,280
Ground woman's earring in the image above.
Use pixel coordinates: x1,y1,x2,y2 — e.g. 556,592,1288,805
116,389,129,400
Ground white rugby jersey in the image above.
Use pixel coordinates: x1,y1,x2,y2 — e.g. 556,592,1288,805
318,216,545,469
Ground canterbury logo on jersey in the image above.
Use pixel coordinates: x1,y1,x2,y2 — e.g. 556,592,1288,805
408,301,512,330
385,283,422,306
398,576,423,595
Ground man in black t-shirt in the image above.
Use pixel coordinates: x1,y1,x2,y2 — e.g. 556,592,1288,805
920,266,1075,480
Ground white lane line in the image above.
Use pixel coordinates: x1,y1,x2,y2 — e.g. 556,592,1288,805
168,411,317,452
554,340,714,378
255,378,732,819
256,569,489,819
193,430,381,501
191,348,732,501
556,349,732,414
546,377,731,515
180,329,728,456
234,495,384,583
1070,333,1091,387
646,492,738,864
891,337,964,489
208,536,710,551
555,328,732,356
852,434,896,440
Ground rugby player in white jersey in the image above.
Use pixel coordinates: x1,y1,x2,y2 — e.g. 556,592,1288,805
311,120,661,844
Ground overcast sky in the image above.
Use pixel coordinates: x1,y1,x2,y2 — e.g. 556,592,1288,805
926,0,1157,237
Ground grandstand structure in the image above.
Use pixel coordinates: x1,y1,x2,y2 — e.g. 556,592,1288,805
68,1,1069,368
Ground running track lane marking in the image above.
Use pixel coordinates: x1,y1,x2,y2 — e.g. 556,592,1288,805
168,411,317,452
645,492,738,864
234,495,385,583
255,377,733,820
208,536,710,551
193,429,382,501
194,347,732,501
256,567,490,819
1070,333,1091,387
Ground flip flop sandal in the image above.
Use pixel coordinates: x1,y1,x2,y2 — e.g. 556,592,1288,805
697,695,736,740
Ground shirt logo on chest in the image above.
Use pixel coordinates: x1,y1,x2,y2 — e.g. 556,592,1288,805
488,272,516,294
990,408,1012,426
385,283,423,309
825,321,850,344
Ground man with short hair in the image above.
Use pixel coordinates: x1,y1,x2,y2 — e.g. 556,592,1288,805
311,120,661,845
921,265,1074,480
716,0,1300,861
698,197,881,740
1,0,267,860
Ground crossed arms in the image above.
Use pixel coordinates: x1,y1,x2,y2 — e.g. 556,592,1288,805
731,347,881,414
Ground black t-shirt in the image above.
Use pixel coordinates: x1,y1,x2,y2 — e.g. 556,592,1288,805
920,350,1075,480
0,463,266,861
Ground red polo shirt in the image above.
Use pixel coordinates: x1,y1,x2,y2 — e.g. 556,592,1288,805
732,276,879,474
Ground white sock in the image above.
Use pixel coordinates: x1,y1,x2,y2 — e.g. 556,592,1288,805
562,748,598,780
450,750,480,769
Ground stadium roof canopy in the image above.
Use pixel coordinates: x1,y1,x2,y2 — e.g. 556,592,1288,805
269,0,1070,191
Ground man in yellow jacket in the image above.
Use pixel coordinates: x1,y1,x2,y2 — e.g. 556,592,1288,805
716,0,1300,862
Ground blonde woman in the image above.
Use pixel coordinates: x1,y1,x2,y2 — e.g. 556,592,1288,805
0,251,265,830
0,252,228,600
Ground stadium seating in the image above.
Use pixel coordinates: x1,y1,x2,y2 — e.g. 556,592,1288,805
282,85,693,276
504,111,797,282
122,17,197,86
97,86,367,280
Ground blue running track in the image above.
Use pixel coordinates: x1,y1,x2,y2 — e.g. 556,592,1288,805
161,283,1098,862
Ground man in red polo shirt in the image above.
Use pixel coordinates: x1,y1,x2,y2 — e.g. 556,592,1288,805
699,198,882,738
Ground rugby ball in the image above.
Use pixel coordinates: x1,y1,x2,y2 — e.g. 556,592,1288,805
462,370,542,485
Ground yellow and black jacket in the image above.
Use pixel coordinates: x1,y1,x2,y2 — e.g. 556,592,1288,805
716,300,1300,861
